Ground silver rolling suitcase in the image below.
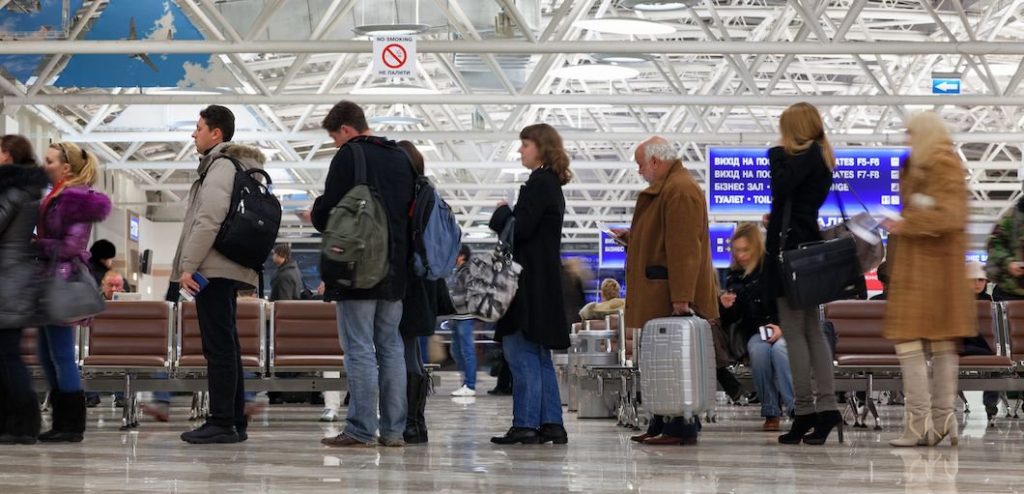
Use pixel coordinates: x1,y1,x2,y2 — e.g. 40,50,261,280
639,316,716,418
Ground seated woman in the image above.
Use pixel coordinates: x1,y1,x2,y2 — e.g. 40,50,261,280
719,223,795,431
579,278,625,321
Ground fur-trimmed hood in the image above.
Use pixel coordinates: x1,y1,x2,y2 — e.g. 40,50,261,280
51,185,112,224
199,142,266,176
0,164,48,197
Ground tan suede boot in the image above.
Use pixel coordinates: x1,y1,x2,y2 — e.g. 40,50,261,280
925,340,959,447
890,340,931,447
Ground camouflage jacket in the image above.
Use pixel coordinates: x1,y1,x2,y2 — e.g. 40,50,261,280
986,206,1024,296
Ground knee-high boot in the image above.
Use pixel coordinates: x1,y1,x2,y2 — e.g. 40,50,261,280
890,340,931,447
403,372,429,444
925,340,959,447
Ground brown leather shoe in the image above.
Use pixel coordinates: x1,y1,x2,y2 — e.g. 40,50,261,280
630,432,656,443
321,433,374,448
642,434,686,446
763,417,781,432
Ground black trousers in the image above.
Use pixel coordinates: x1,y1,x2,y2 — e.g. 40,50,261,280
195,278,244,430
0,328,32,400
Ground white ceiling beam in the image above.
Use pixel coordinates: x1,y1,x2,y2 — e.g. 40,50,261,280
7,40,1024,55
70,131,1024,145
19,94,1024,106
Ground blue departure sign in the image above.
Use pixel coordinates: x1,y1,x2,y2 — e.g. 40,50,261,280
707,147,909,217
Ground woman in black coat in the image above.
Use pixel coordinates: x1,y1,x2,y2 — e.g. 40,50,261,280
396,141,456,444
488,123,571,445
764,103,842,446
0,135,49,444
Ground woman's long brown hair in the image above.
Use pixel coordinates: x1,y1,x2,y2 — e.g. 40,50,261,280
519,123,572,185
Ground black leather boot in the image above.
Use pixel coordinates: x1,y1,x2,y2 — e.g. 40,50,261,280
39,391,85,443
0,388,42,445
403,372,429,444
778,413,817,445
803,410,844,445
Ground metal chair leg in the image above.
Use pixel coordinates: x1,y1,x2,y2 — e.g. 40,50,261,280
867,374,882,430
120,374,138,430
189,392,204,421
959,390,971,414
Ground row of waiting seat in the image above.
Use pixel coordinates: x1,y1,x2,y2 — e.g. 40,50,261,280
21,300,347,429
827,300,1024,373
20,300,346,378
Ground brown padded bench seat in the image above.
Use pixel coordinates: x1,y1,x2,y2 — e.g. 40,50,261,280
828,300,1012,369
82,301,173,370
21,327,38,366
826,300,898,368
960,300,1013,369
271,301,343,372
178,299,265,372
1002,301,1024,364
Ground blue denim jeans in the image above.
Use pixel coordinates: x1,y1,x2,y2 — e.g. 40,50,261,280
450,319,477,389
37,325,81,392
337,300,406,443
747,335,796,418
502,330,562,429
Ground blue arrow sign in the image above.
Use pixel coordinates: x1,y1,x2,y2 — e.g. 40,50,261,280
932,78,961,94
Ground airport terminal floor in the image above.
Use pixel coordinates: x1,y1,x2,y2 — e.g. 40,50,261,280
1,372,1021,494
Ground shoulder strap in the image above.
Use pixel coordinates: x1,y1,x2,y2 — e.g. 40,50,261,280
198,155,244,184
349,142,368,185
779,200,792,262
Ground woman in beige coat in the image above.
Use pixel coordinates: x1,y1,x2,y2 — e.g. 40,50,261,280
884,111,975,447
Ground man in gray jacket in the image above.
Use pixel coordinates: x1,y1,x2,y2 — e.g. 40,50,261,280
270,243,304,301
173,105,266,444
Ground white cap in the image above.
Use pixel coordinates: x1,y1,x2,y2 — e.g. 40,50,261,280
966,261,986,280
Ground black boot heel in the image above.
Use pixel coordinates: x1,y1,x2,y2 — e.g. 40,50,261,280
779,413,817,445
803,410,843,445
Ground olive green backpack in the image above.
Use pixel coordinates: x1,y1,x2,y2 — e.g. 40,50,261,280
319,142,390,290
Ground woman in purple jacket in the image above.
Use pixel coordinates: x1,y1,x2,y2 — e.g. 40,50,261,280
35,142,111,443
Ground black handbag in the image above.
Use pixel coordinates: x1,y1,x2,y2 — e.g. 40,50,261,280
779,201,867,310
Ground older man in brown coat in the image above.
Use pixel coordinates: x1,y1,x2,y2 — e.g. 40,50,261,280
616,137,719,328
615,136,720,446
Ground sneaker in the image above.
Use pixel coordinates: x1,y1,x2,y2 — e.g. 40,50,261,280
181,423,240,444
244,402,266,419
84,394,101,408
141,402,170,423
319,409,339,423
451,385,476,397
378,437,406,448
321,433,373,448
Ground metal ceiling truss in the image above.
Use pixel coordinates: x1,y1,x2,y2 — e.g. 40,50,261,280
2,0,1022,248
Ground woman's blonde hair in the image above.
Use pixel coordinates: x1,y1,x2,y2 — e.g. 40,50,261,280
600,278,621,302
729,222,766,275
49,141,99,187
906,111,954,169
779,102,836,171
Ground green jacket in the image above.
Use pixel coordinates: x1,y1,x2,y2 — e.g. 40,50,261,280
986,206,1024,296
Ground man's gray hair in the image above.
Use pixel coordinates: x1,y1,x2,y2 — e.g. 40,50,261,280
642,141,678,162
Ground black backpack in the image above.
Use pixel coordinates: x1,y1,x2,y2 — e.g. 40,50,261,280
203,156,282,272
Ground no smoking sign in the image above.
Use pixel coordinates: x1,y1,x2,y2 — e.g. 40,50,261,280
373,36,416,78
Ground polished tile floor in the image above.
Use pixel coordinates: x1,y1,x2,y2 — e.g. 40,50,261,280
1,374,1022,493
